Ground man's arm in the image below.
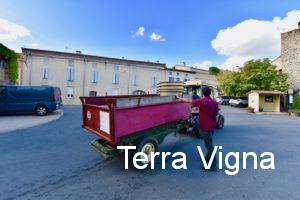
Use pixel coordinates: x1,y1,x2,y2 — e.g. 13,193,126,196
176,95,192,103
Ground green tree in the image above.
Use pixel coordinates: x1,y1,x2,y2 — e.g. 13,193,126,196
217,58,288,96
0,43,19,84
209,66,221,75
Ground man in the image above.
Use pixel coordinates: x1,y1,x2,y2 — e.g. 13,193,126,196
191,87,200,100
177,86,219,171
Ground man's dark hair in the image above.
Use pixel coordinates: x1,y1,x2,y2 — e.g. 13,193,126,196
202,86,211,96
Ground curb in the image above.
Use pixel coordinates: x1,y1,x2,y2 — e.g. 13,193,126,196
0,110,64,134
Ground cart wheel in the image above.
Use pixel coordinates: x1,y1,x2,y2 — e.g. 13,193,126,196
135,137,158,165
217,115,224,129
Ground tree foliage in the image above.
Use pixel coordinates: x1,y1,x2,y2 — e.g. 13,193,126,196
209,66,221,75
0,43,19,84
217,58,288,96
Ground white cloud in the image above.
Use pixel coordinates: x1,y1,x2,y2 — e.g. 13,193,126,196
211,10,300,70
149,32,166,42
134,27,145,37
194,60,214,70
0,18,30,41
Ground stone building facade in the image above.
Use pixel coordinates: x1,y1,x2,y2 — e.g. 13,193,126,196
272,23,300,90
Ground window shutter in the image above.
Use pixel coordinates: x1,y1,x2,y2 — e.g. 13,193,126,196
72,69,75,80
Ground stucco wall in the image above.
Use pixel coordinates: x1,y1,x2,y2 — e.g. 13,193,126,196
259,94,280,112
21,54,165,104
248,92,259,112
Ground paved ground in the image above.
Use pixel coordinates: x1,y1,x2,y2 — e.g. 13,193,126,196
0,105,300,200
0,110,63,133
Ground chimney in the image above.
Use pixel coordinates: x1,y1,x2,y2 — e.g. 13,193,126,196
76,50,82,54
298,21,300,29
183,61,186,66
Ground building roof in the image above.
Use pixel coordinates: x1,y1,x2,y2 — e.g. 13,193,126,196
166,67,196,74
247,90,285,95
21,48,166,68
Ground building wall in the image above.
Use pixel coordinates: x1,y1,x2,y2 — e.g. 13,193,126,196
271,56,283,71
281,28,300,90
21,53,165,104
0,68,5,82
248,93,259,112
259,94,280,112
165,66,216,85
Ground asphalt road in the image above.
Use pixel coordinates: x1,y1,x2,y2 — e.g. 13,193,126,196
1,105,300,200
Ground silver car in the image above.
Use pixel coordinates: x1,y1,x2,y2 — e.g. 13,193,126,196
229,97,248,107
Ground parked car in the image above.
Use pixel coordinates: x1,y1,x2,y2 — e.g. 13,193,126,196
229,97,248,107
0,85,62,116
216,95,232,105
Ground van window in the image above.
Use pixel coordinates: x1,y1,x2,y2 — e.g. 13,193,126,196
9,87,49,99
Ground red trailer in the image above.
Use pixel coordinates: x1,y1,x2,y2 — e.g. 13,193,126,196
80,94,191,161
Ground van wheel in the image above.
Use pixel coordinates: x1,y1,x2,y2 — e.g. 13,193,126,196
35,105,48,116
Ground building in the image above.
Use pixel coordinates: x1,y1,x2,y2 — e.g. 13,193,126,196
248,90,285,112
271,22,300,90
21,48,166,104
165,65,217,86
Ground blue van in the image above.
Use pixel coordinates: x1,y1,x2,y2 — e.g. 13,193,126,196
0,85,62,116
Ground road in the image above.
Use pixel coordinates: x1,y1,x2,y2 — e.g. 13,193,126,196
0,105,300,200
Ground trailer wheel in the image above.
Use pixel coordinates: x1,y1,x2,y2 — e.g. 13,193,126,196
135,137,158,165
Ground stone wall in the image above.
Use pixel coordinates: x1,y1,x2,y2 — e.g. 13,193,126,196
281,28,300,90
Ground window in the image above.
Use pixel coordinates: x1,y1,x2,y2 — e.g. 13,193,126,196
112,89,118,95
132,74,138,86
68,59,74,67
112,72,119,84
176,77,180,82
89,91,97,96
177,72,180,76
91,70,98,83
67,67,75,81
42,68,49,79
66,87,74,98
183,78,190,82
265,96,273,103
151,76,157,87
169,71,172,75
185,73,188,77
168,77,175,82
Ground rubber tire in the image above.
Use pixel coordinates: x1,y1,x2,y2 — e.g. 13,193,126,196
133,137,158,167
216,115,225,129
35,105,48,116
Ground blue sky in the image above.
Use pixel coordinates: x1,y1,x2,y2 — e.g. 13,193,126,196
1,0,300,69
